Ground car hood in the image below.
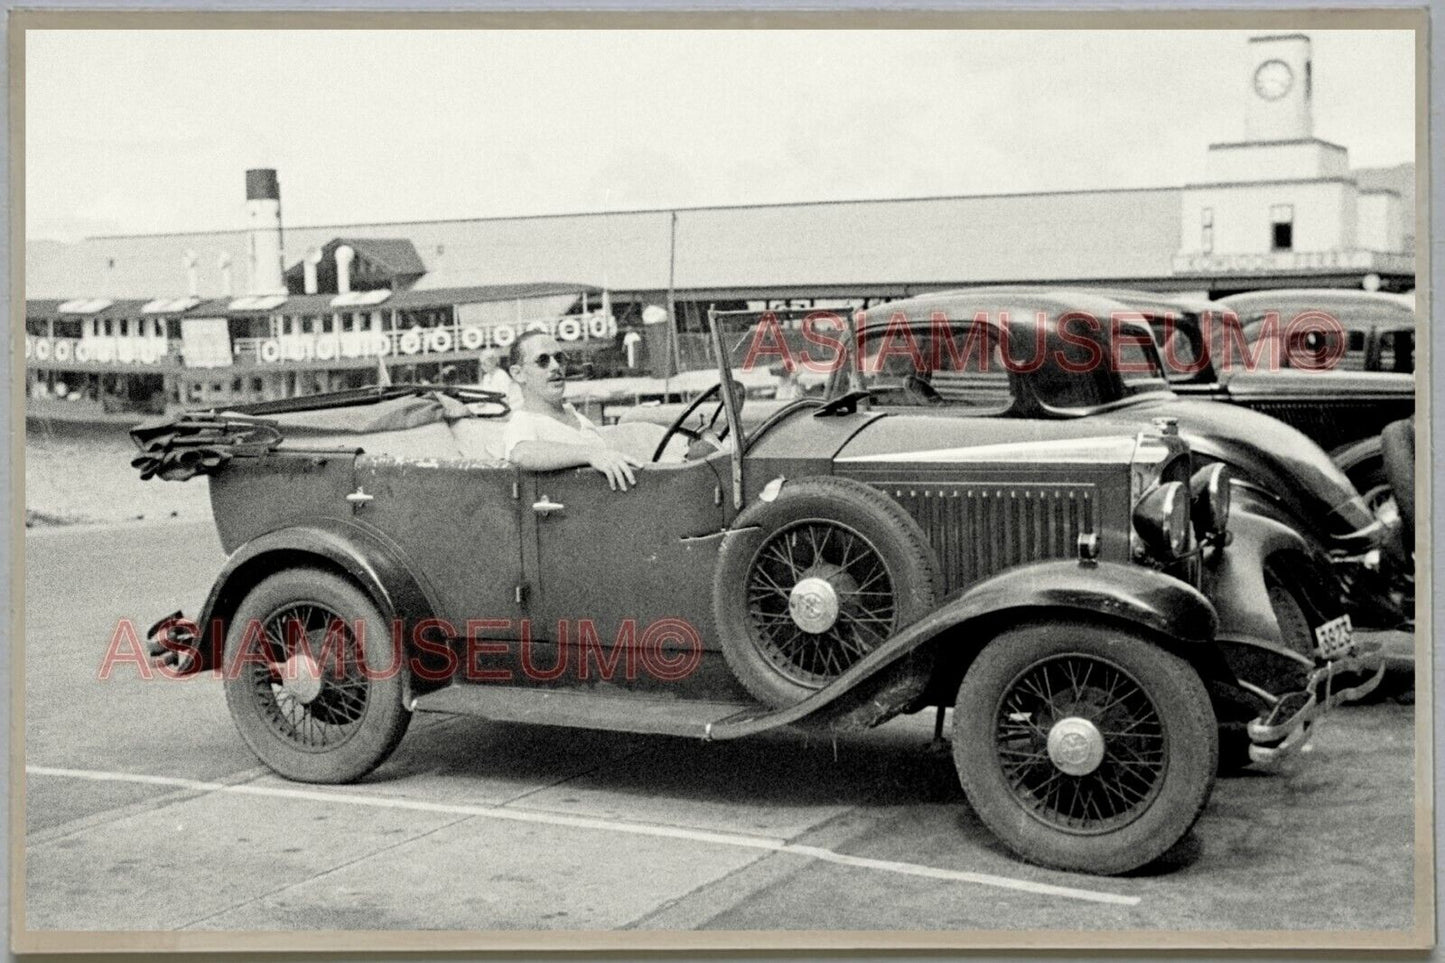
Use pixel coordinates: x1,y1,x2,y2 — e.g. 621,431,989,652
835,413,1146,464
1100,396,1374,535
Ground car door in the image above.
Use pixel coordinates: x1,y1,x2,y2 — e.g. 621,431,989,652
519,458,727,674
354,456,526,632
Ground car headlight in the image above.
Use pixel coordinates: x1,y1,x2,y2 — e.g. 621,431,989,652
1134,481,1190,559
1189,463,1231,540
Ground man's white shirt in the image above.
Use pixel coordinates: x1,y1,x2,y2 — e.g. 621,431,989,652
502,405,605,461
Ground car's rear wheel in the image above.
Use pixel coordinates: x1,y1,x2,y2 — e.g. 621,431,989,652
713,477,941,708
953,621,1217,875
223,567,411,783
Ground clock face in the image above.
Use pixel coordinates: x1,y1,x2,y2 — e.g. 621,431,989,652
1253,59,1294,101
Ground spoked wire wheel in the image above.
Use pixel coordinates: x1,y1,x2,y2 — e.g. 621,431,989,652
744,519,897,687
953,622,1216,874
993,653,1166,835
713,477,941,709
225,568,411,784
245,601,372,751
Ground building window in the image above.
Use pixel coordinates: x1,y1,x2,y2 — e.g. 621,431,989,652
1200,208,1214,253
1270,204,1294,252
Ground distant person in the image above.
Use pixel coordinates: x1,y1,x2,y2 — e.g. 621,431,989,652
773,366,803,401
502,331,644,491
479,348,523,407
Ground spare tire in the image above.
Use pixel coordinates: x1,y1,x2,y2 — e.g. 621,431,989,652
712,476,942,708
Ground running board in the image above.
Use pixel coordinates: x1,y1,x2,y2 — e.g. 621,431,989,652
410,683,765,739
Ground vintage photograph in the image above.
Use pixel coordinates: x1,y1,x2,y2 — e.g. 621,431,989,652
16,15,1429,951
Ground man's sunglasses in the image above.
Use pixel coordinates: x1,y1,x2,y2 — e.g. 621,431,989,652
529,351,572,369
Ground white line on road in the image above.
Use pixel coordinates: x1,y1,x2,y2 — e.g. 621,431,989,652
27,765,1141,907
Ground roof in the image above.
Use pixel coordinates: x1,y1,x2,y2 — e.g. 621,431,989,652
333,238,427,277
24,282,597,320
863,288,1139,326
914,285,1219,317
25,187,1187,300
1218,288,1416,327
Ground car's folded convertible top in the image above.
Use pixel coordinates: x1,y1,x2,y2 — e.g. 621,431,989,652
131,388,514,479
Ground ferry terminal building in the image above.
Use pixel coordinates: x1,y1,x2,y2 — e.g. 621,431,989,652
24,34,1416,415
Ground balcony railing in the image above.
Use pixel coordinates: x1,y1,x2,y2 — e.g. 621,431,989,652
26,314,619,371
232,314,618,366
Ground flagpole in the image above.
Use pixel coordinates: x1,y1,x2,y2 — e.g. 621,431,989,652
665,210,680,399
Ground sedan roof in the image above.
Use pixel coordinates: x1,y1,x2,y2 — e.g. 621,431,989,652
1219,289,1416,329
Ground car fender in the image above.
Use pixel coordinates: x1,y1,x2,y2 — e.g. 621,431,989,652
709,559,1223,740
1201,501,1348,699
186,519,442,685
1204,503,1339,647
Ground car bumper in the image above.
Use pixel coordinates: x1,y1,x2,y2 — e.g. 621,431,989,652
1244,626,1386,765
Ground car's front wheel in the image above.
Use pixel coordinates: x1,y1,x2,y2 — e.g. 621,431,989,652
953,621,1218,875
712,476,941,708
223,567,411,783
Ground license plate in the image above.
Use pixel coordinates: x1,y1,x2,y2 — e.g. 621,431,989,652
1314,614,1354,659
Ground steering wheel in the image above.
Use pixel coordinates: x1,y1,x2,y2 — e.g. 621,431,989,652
652,383,726,462
904,374,944,405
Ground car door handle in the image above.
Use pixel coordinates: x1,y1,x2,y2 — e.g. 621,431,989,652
532,498,565,515
345,487,374,505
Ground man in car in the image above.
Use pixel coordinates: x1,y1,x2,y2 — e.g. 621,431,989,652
501,330,647,491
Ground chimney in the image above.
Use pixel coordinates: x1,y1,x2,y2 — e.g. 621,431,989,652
303,247,322,294
218,252,233,297
183,249,199,297
244,168,287,295
335,244,355,294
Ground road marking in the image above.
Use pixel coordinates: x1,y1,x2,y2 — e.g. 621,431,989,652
27,765,1141,906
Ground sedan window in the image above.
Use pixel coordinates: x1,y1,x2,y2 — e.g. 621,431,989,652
1378,329,1415,374
853,327,1014,410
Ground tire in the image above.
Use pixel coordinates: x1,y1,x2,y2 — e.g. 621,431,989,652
223,567,412,783
953,621,1218,875
1265,574,1314,659
1349,461,1395,521
1381,419,1415,536
713,476,941,708
1216,723,1254,776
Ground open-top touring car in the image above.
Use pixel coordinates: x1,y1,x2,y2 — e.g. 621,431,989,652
132,312,1379,876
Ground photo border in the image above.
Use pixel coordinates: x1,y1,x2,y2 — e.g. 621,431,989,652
7,5,1434,955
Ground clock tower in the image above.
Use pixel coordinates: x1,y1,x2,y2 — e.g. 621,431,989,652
1173,32,1408,280
1245,34,1313,141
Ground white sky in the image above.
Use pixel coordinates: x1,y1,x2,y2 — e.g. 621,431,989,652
24,28,1417,241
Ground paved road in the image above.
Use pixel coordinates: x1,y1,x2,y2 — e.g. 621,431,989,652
21,519,1419,940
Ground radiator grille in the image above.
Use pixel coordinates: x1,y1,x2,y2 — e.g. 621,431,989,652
887,484,1097,592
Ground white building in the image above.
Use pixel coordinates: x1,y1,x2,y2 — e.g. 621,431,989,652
1174,34,1410,283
